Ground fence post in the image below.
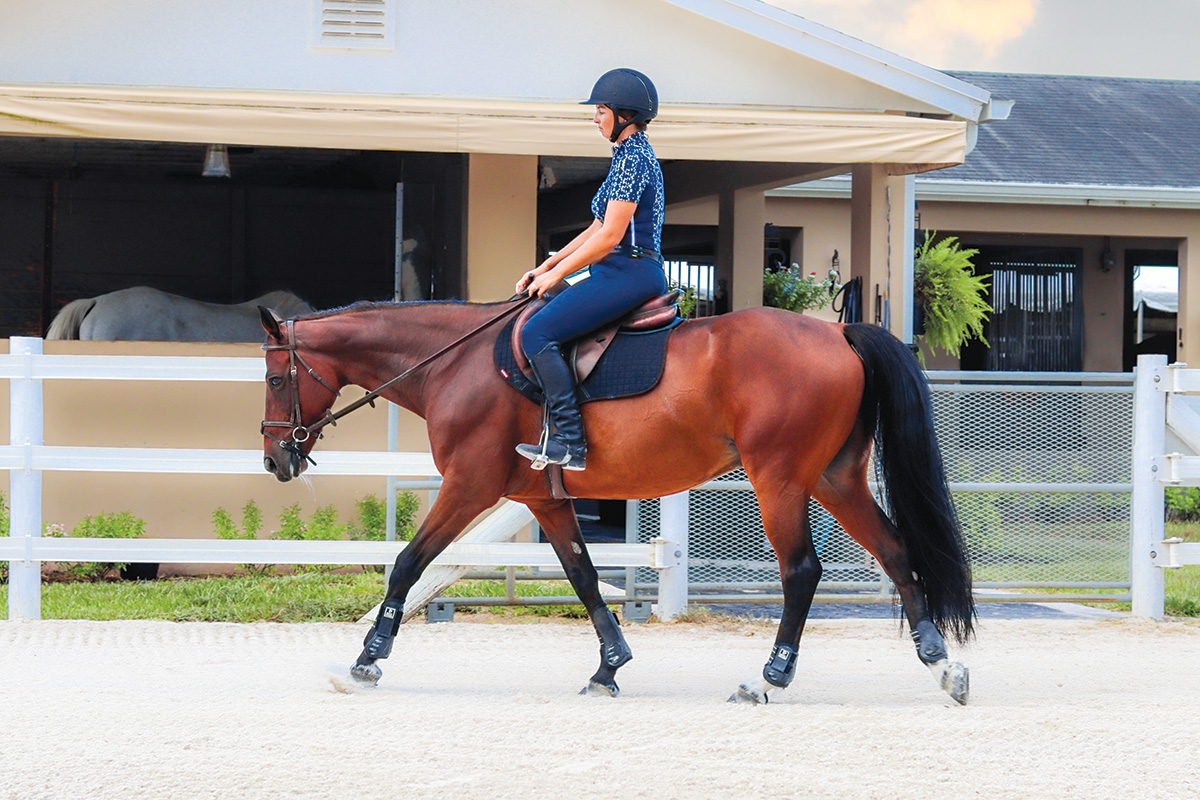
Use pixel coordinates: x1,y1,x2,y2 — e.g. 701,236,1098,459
1131,354,1167,619
8,337,44,620
656,491,689,621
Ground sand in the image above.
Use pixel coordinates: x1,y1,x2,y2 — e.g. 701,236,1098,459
1,615,1198,800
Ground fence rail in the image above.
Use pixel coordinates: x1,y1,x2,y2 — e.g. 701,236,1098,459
3,338,684,621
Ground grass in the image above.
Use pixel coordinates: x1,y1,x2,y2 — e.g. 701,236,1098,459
1161,522,1200,616
4,524,1198,620
0,572,590,622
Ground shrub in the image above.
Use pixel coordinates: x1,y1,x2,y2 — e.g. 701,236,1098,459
1166,487,1200,522
53,511,147,581
349,492,420,543
763,265,835,313
213,500,274,576
0,492,7,584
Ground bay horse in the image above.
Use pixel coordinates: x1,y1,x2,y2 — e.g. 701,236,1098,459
258,299,973,705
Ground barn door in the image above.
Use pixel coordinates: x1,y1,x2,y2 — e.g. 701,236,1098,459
975,246,1083,372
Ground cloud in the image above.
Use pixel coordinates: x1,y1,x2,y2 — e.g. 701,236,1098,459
896,0,1039,63
770,0,1040,67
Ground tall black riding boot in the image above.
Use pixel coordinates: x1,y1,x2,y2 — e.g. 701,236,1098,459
516,343,587,471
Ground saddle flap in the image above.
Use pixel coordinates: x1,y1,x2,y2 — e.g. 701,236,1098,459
509,289,681,381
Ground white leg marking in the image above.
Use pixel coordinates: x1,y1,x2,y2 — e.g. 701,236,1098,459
927,658,970,705
729,677,779,705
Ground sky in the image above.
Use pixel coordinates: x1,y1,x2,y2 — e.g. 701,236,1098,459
768,0,1200,80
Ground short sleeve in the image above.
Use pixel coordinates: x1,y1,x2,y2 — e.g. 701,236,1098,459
606,150,652,204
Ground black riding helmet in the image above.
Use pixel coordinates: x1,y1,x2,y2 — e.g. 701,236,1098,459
581,68,658,143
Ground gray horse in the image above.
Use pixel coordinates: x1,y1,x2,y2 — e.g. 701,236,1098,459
46,287,314,342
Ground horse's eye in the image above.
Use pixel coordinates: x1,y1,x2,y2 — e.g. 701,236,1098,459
268,376,283,388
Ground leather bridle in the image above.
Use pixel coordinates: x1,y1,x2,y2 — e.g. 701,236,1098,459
260,296,533,468
261,319,341,468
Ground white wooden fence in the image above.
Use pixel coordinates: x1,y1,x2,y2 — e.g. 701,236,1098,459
1131,354,1200,618
1,337,685,621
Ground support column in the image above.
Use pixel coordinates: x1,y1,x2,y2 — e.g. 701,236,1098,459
1130,355,1167,619
717,188,765,312
9,337,43,621
466,154,538,302
1178,236,1197,365
850,165,913,338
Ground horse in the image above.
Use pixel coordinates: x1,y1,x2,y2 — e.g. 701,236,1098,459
46,286,313,342
258,299,974,705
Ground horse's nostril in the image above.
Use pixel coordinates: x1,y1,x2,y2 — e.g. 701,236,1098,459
264,456,275,473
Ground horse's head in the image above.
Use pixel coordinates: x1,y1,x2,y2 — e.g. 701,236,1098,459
259,306,341,482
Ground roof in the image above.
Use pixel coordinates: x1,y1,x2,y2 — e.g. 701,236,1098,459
665,0,997,121
936,72,1200,189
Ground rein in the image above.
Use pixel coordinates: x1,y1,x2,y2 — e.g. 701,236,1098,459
261,296,533,465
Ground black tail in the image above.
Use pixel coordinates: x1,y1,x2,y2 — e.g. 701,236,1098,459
842,324,975,643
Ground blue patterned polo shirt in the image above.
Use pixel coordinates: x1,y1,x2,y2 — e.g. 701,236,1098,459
590,131,665,252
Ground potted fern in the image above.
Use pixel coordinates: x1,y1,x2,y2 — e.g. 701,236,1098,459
913,233,990,362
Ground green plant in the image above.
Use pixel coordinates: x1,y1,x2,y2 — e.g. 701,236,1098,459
213,500,274,576
1166,487,1200,521
54,511,147,581
349,492,420,543
0,492,7,584
667,280,698,318
763,264,835,314
913,233,991,362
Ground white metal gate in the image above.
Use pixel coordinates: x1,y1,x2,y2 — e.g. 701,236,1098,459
630,370,1135,605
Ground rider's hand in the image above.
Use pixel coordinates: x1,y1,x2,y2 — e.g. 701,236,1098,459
515,270,537,295
529,271,560,298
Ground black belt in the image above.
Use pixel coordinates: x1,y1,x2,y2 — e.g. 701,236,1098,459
609,245,663,265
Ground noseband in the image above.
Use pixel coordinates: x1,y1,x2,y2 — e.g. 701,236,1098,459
261,319,341,468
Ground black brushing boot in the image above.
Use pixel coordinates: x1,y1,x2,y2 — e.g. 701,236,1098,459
516,343,587,471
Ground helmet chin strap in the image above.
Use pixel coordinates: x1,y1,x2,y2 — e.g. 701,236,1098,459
607,108,639,143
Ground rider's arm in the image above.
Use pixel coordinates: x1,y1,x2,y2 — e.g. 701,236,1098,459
526,200,636,296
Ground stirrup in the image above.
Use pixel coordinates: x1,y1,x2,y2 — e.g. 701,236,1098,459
515,439,585,471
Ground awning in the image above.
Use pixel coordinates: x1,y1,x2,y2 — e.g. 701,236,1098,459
0,85,969,166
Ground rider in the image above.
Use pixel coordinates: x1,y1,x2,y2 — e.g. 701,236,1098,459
514,68,667,472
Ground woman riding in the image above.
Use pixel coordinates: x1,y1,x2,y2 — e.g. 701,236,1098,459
514,67,667,472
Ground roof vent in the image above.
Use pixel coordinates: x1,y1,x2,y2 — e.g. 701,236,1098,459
312,0,394,50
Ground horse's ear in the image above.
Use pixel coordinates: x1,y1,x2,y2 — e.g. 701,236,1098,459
259,306,284,340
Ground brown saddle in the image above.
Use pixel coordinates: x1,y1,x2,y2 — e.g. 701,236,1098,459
510,289,682,384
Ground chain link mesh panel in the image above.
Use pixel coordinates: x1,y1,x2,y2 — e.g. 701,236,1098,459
631,376,1133,601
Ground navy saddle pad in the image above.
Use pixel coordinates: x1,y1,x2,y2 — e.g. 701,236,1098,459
494,316,682,405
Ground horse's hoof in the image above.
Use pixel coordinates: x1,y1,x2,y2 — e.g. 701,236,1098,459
580,680,619,698
728,682,768,705
349,662,382,686
928,659,969,705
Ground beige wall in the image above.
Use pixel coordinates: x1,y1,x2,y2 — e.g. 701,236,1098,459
2,340,433,573
923,201,1199,370
467,154,538,302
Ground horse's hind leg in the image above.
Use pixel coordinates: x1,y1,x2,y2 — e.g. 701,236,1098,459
730,485,822,705
528,498,632,697
813,426,970,704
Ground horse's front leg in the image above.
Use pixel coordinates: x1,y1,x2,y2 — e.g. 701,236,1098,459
350,490,493,686
530,499,633,697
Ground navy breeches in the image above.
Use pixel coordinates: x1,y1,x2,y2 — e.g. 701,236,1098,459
520,256,668,358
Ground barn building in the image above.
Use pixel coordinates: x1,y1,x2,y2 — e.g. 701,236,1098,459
0,0,1003,546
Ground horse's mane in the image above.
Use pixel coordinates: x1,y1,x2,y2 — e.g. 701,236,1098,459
298,298,515,322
